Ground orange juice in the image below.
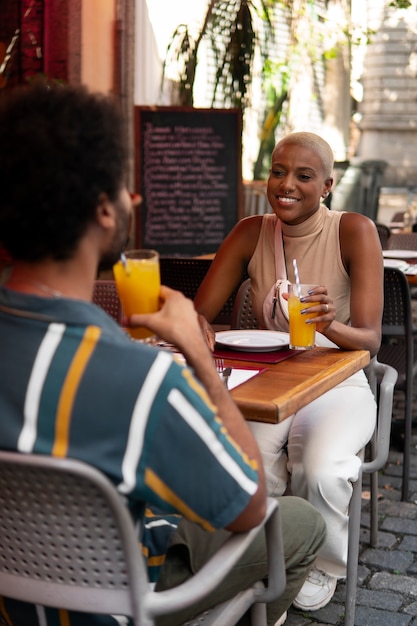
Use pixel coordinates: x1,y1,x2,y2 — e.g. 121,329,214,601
288,284,318,350
113,250,160,339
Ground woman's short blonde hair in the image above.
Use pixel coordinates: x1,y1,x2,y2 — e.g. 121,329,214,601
274,132,334,179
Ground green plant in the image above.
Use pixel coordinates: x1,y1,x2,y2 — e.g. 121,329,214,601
390,0,412,7
161,0,415,180
161,0,275,111
252,58,289,178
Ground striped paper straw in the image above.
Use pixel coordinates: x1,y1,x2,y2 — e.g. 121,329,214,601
293,258,301,298
120,252,131,276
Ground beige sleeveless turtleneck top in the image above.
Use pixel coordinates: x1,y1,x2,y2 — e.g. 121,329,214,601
248,206,350,328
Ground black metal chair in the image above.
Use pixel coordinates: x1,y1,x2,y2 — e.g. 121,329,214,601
390,210,406,225
387,231,417,251
375,222,391,249
386,231,417,299
160,257,245,326
378,266,417,500
231,278,259,329
93,280,123,324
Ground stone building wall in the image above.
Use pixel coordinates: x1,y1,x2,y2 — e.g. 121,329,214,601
358,1,417,186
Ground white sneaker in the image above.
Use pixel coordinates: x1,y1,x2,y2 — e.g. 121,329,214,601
293,567,337,611
274,611,287,626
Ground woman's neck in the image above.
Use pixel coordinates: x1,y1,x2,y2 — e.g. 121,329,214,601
281,205,325,238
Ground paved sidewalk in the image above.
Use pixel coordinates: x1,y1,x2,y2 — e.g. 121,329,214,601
284,391,417,626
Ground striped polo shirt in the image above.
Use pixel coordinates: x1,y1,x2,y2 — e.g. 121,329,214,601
0,287,259,626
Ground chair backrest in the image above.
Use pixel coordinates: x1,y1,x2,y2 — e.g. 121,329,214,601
231,278,260,329
387,231,417,251
375,222,391,249
390,210,406,225
160,257,244,326
159,257,212,299
362,358,398,475
93,279,123,324
378,267,417,501
0,451,149,622
0,451,286,626
381,266,413,337
379,265,415,397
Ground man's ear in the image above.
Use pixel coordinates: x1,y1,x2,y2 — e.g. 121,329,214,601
95,193,116,229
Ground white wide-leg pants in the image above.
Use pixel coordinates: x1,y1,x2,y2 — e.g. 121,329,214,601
249,367,376,578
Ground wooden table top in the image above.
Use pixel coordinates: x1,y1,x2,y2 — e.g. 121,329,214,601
405,270,417,285
382,244,417,284
227,346,370,424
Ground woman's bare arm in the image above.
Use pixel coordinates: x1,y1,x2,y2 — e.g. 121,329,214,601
317,213,383,356
194,216,262,322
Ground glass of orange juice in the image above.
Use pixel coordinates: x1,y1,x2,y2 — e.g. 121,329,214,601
288,284,319,350
113,249,160,340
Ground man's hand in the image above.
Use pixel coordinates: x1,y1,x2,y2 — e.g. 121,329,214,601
126,285,204,352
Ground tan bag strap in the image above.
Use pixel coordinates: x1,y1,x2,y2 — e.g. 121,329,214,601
262,220,290,329
273,219,287,280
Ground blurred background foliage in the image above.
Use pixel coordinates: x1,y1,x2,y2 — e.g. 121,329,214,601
161,0,414,179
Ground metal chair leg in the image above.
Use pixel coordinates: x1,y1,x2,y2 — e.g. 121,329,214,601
370,468,379,548
345,471,363,626
401,381,413,501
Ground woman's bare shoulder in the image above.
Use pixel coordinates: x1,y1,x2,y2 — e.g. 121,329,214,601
225,214,265,253
339,212,381,262
339,211,377,236
211,215,267,271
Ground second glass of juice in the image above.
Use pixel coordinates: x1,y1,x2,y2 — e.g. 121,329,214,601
113,249,160,340
288,283,318,350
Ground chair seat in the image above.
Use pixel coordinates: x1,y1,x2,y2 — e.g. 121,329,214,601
159,257,247,327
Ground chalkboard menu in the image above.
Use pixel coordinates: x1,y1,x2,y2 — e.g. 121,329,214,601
134,106,242,256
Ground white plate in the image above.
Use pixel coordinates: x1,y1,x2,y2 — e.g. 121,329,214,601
383,258,409,271
382,249,417,259
215,330,289,352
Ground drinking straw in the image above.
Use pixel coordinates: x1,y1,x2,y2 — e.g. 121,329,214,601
120,252,130,276
293,258,301,298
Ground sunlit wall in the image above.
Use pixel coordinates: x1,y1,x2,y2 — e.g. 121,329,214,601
81,0,115,92
135,0,207,105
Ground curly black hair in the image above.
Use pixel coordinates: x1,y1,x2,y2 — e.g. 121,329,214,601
0,80,128,261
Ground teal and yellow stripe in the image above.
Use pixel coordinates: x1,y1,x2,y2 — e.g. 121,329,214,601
144,468,215,532
19,324,102,457
52,325,101,457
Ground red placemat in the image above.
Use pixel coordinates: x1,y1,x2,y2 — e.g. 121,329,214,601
213,346,299,364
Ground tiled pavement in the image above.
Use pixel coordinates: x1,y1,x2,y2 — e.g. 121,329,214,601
284,392,417,626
